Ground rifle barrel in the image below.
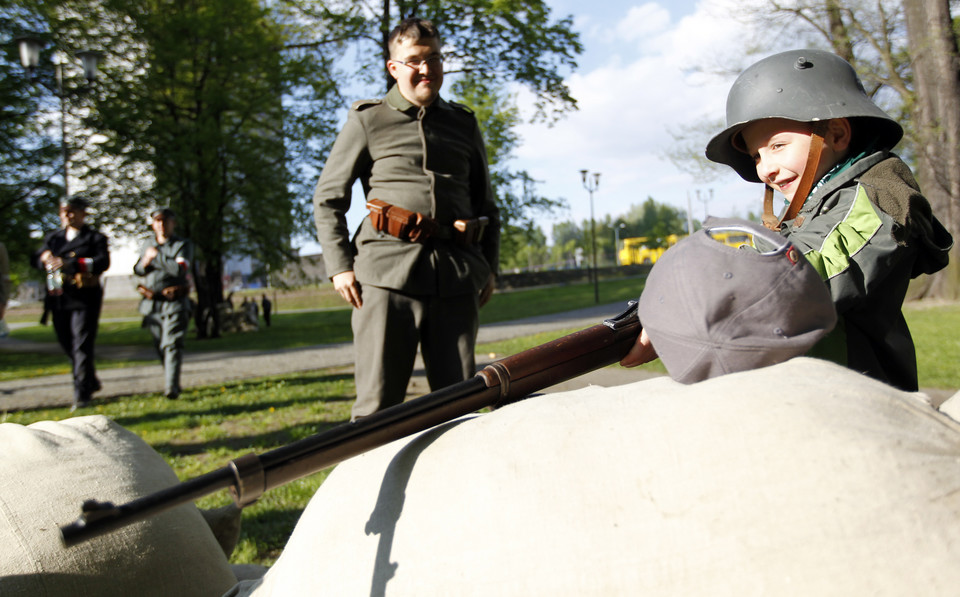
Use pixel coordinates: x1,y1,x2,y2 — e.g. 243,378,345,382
60,302,640,546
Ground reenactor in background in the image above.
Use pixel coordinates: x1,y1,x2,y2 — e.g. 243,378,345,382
135,207,193,400
261,294,272,327
33,196,111,410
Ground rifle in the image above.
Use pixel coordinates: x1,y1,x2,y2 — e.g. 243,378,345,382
59,301,641,547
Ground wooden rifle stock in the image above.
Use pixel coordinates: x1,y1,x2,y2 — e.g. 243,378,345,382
59,301,641,547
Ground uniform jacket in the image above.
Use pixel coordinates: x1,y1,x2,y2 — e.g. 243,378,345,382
134,236,193,316
778,151,952,391
313,85,500,297
34,225,110,311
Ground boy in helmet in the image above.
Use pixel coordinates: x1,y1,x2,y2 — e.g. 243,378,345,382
625,49,951,392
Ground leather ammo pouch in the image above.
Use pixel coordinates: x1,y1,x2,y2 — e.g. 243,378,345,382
453,216,489,246
137,284,187,301
71,273,100,288
161,285,188,300
367,199,487,245
366,199,438,243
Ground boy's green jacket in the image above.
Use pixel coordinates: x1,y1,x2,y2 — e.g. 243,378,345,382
776,151,952,391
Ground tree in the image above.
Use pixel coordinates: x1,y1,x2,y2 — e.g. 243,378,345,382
85,0,342,336
1,1,86,284
351,0,582,121
11,0,581,330
285,0,582,271
450,73,566,270
622,197,689,245
549,198,688,269
901,0,960,299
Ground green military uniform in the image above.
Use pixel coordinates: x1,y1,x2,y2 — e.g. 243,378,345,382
314,84,500,418
134,234,193,399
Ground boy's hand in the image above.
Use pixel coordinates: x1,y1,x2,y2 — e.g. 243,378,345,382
619,328,657,368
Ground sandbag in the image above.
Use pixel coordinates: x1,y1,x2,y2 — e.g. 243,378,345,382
225,358,960,596
0,415,238,597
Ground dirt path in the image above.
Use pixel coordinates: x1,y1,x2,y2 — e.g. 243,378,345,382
1,302,661,411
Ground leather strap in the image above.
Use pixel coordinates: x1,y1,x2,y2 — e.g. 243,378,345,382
762,121,829,231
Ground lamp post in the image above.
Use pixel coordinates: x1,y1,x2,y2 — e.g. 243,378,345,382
580,169,601,303
15,35,102,201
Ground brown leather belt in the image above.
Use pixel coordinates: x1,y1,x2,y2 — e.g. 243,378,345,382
366,199,488,246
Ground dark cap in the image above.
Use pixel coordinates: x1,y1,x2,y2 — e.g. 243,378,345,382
61,196,90,211
638,218,837,383
150,207,176,219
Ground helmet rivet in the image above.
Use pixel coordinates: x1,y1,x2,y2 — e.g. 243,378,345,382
795,57,813,69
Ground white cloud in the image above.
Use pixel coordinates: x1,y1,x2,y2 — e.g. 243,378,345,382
615,4,672,43
510,0,763,230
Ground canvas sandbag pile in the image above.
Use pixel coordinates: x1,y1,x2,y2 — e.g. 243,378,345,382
0,415,242,597
225,357,960,596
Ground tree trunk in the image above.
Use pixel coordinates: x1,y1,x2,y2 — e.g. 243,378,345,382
193,255,224,339
902,0,960,300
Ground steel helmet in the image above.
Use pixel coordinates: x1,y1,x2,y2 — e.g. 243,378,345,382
705,49,903,183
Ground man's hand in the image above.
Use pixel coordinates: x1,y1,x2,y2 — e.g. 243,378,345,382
40,250,63,271
333,271,362,308
619,328,657,368
140,246,159,268
478,273,496,307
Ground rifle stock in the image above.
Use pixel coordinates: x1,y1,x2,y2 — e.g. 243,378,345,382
60,301,641,547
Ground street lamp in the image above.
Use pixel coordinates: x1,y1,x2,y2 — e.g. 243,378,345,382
15,35,102,201
580,169,601,304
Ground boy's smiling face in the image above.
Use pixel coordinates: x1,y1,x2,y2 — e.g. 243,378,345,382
740,118,850,202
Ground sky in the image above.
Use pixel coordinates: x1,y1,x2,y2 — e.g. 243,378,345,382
510,0,754,228
294,0,769,256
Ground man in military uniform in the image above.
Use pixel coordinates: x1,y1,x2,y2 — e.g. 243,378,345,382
34,196,111,410
134,207,193,400
313,17,500,419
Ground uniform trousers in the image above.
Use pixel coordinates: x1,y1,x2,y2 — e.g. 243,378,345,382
52,305,101,403
351,285,479,419
142,308,189,397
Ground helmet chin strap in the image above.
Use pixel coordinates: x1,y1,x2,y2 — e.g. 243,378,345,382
762,120,829,231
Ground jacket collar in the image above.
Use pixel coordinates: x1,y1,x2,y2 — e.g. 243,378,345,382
385,83,451,113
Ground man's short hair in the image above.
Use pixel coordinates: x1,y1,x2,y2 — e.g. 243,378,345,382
62,196,90,211
388,18,441,58
150,207,176,220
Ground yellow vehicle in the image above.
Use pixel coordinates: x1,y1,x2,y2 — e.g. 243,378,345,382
619,234,681,265
619,230,754,265
707,229,753,249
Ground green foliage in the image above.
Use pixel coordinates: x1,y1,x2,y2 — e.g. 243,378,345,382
621,197,689,244
410,0,582,121
0,2,80,280
550,198,689,267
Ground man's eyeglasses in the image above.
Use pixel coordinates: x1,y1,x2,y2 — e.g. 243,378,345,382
392,54,444,70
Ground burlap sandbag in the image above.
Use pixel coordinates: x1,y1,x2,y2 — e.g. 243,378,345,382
225,357,960,597
0,415,238,597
